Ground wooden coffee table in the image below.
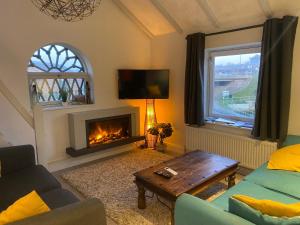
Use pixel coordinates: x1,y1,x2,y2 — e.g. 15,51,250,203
133,150,239,224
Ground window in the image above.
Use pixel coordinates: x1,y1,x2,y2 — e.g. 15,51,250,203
27,44,92,106
207,45,261,122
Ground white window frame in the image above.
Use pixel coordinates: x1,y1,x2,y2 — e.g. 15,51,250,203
27,44,92,107
28,72,90,106
206,43,261,122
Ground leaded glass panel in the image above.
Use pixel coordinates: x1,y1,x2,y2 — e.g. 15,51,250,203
28,44,89,104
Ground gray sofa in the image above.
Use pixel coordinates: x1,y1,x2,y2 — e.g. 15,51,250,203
0,145,107,225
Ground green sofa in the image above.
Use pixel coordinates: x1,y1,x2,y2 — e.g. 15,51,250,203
175,135,300,225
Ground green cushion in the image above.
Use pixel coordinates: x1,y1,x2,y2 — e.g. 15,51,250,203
229,197,300,225
283,135,300,147
245,163,300,199
212,180,299,210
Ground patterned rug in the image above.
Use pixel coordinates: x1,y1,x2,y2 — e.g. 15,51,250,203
61,150,228,225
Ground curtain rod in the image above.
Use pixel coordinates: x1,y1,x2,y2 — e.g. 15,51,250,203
205,24,264,37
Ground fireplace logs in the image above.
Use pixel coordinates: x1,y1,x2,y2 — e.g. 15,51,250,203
86,115,131,147
89,127,128,146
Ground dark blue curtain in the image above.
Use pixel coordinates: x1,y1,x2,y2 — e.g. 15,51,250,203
184,33,205,126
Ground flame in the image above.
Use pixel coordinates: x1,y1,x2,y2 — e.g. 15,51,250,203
88,124,127,146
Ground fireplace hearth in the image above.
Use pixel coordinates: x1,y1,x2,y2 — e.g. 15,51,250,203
67,107,144,157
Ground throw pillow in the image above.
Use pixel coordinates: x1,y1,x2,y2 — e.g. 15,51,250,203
229,197,300,225
0,190,50,225
233,194,300,217
268,144,300,172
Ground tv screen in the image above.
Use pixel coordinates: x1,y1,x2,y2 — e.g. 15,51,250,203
118,69,169,99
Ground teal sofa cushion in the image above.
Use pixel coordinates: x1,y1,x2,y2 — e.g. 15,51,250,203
283,135,300,147
212,180,299,210
245,163,300,199
229,197,300,225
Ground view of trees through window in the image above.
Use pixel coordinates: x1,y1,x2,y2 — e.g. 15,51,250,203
211,51,261,120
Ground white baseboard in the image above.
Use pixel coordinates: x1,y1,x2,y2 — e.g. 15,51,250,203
47,144,135,172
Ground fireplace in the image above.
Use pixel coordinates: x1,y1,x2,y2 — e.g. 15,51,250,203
86,114,131,148
67,107,144,157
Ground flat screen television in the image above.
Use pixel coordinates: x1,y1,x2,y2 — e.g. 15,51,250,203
118,69,169,99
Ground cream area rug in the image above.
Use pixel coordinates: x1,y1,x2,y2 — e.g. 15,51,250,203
61,150,230,225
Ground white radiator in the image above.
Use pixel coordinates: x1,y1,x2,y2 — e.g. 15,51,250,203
186,126,278,169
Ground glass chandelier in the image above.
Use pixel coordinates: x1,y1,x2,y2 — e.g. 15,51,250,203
31,0,102,22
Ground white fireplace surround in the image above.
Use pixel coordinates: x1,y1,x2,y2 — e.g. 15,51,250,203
68,106,140,150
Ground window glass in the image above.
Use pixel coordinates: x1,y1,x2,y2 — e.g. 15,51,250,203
27,44,90,105
209,47,261,121
28,44,85,73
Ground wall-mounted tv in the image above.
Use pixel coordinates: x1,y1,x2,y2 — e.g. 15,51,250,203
118,69,169,99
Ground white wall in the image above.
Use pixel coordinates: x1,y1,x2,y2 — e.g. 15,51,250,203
288,23,300,135
0,93,35,146
0,0,151,168
1,0,300,170
151,24,300,149
205,28,263,48
151,33,186,150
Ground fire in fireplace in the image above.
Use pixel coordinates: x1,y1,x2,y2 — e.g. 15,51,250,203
86,114,132,147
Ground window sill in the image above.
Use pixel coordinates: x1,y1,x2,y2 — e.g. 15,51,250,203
201,117,253,137
205,117,253,129
37,103,95,111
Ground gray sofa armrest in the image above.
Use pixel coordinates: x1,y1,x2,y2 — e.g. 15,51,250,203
9,199,107,225
0,145,36,176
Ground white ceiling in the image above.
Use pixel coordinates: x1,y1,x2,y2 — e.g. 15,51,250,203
112,0,300,37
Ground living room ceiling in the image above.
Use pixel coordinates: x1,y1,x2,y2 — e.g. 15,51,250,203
112,0,300,37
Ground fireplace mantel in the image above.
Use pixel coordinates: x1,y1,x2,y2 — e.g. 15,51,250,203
67,106,142,157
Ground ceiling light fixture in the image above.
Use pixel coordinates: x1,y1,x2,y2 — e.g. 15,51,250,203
31,0,102,22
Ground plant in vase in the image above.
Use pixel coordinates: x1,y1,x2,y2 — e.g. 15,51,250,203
147,123,173,151
60,89,68,106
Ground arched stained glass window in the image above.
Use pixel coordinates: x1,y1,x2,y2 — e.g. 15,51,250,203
28,44,92,105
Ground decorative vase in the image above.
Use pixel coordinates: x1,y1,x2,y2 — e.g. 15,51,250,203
147,134,158,149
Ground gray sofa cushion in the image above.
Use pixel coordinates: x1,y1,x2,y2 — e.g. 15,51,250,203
0,145,35,176
41,188,79,209
0,165,61,210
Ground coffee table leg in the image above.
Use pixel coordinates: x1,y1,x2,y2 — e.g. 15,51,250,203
171,202,175,225
137,183,146,209
228,173,236,188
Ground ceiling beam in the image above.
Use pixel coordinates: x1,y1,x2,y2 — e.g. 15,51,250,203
195,0,220,28
112,0,154,39
150,0,183,34
258,0,273,18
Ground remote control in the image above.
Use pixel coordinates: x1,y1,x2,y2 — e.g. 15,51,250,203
165,167,178,176
154,169,173,179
